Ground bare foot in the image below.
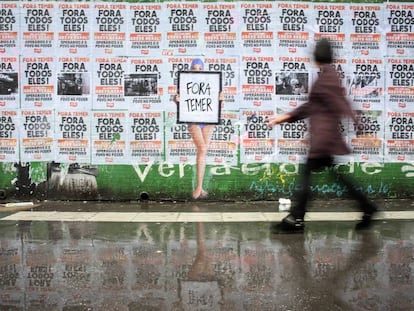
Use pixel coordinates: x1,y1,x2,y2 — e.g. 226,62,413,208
192,189,208,200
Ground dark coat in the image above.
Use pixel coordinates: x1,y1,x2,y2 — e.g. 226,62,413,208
287,64,357,159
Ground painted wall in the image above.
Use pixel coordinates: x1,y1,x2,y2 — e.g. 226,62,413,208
0,0,413,202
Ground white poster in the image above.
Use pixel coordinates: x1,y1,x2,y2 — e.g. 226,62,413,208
56,2,92,55
239,2,276,55
163,2,202,55
128,3,163,56
240,109,276,164
0,55,19,109
21,56,55,109
92,3,128,56
275,1,312,56
385,3,414,57
128,111,163,164
0,2,19,55
384,110,414,162
93,56,127,110
385,57,414,111
55,110,91,163
57,56,92,110
91,111,128,164
124,57,167,110
201,2,240,54
20,109,54,162
240,55,275,109
0,109,19,162
21,2,56,55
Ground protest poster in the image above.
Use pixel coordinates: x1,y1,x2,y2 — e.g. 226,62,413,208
275,2,312,56
0,56,19,109
385,57,414,111
239,109,276,164
273,107,309,164
349,109,384,162
384,110,414,162
240,55,275,108
165,110,196,164
92,3,127,56
204,56,240,110
201,2,240,54
207,110,238,165
21,56,55,109
239,2,276,54
21,2,56,55
348,4,385,58
311,3,349,56
55,110,91,163
0,2,19,55
128,111,164,164
177,71,222,124
0,109,19,162
165,56,195,103
348,57,385,111
57,56,91,110
385,3,414,57
124,57,167,110
93,56,127,110
128,3,163,56
20,109,54,162
163,2,202,55
91,111,128,164
56,2,92,55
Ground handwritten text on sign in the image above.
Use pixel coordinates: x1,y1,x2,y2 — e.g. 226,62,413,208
178,71,221,124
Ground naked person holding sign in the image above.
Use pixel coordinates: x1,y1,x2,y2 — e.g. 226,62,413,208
174,58,223,199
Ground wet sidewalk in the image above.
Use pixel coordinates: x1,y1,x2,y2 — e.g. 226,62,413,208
0,199,414,310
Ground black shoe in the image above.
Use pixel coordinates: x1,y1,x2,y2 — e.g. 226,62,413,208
270,214,304,234
355,208,378,230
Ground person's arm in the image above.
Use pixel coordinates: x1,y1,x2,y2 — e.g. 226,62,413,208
267,113,292,127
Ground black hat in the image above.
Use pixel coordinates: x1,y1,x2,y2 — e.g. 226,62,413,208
313,38,333,64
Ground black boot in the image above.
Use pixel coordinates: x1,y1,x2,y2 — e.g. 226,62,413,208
270,214,305,233
355,204,378,230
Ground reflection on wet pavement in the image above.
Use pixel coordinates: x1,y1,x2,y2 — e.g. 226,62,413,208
0,216,413,310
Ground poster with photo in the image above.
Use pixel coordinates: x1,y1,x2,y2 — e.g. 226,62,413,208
165,110,196,164
385,3,414,57
275,1,312,56
207,110,238,165
0,55,19,109
201,2,240,54
273,107,309,163
128,111,163,164
239,109,276,164
21,56,55,109
384,110,414,162
204,56,240,110
92,3,127,56
0,109,19,162
348,4,384,58
93,56,127,110
124,57,167,110
56,2,92,55
91,111,128,164
20,109,54,162
55,110,91,163
57,56,91,110
349,109,384,162
385,57,414,111
0,2,19,54
239,2,276,55
128,3,163,56
348,57,385,111
21,2,56,55
240,55,275,108
312,3,349,56
163,2,202,55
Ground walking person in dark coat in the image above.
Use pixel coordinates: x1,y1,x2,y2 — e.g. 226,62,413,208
267,38,378,233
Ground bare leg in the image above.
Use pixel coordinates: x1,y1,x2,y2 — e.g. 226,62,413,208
188,124,214,199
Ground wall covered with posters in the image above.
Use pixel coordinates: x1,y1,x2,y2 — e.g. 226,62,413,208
0,0,413,201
